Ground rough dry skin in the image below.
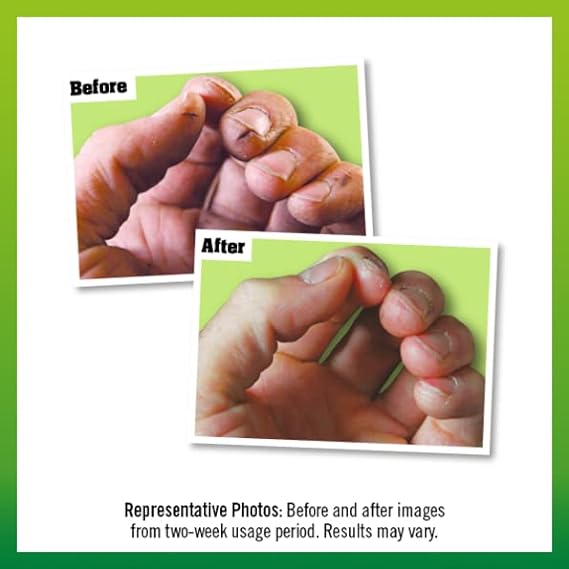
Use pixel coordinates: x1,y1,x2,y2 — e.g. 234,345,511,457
75,76,366,278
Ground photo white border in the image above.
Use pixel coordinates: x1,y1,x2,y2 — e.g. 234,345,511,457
67,59,373,288
189,229,498,456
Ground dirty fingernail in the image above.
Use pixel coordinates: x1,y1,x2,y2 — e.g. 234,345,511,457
229,107,271,136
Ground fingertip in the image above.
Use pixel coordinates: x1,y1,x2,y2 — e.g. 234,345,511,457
179,90,206,117
355,256,391,306
183,75,242,126
379,271,444,338
400,316,475,378
287,162,364,227
322,247,390,307
414,368,485,419
220,91,297,160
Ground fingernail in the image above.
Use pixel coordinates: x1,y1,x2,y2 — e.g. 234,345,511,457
206,78,239,103
395,286,432,319
229,107,271,136
417,377,457,399
300,256,344,284
416,330,451,359
251,150,297,181
180,91,203,114
359,255,388,275
294,181,331,203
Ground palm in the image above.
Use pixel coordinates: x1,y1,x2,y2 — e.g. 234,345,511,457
235,355,407,442
198,305,411,443
109,121,362,275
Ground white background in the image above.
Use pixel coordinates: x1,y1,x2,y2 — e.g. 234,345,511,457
17,18,551,552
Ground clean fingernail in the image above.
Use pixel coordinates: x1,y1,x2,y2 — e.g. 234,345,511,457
251,150,297,181
416,330,451,359
300,256,344,284
229,107,271,135
395,286,432,319
417,377,457,400
294,181,331,203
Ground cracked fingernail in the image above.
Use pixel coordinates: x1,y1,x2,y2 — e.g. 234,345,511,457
229,107,271,136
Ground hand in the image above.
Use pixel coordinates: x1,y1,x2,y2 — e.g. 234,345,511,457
196,247,484,446
76,77,365,278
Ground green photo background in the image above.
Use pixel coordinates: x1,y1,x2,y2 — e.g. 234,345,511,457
5,5,566,567
71,65,363,165
199,239,493,375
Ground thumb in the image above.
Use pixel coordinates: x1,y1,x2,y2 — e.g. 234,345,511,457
197,256,354,416
75,90,206,251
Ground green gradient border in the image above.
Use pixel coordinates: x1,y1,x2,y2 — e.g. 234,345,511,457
5,4,565,568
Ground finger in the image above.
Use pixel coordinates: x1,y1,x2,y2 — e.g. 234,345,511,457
414,366,485,420
205,158,274,228
197,256,355,417
245,127,338,202
379,271,445,338
325,307,401,396
79,245,151,278
321,246,391,307
278,298,360,362
287,162,364,227
265,199,320,233
140,125,225,209
220,91,297,160
75,91,205,250
145,77,240,208
182,75,241,126
401,315,475,378
377,366,426,435
279,247,391,361
377,332,480,436
411,414,484,447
